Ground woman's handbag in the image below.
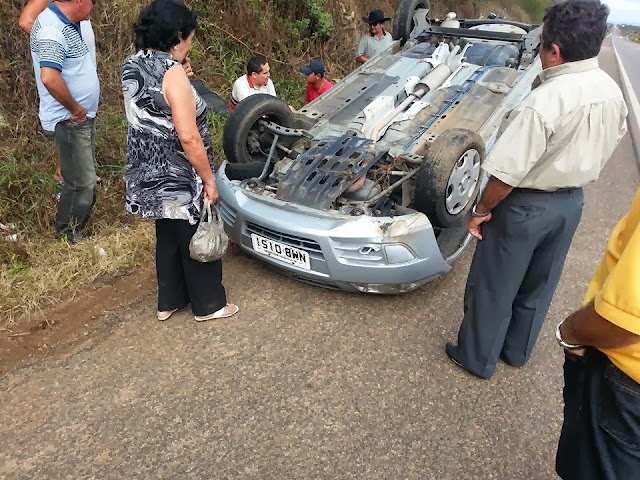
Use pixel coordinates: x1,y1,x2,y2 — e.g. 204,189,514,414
189,198,229,262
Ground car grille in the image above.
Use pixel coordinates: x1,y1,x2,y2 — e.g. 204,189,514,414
218,200,237,227
290,274,342,290
246,222,324,257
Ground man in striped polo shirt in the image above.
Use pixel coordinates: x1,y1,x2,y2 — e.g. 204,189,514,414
30,0,100,243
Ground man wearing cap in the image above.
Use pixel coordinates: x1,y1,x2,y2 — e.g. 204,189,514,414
301,59,333,104
356,9,393,65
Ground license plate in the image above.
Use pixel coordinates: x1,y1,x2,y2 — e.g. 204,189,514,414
250,234,311,270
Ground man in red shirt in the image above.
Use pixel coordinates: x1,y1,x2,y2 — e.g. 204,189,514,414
301,60,333,104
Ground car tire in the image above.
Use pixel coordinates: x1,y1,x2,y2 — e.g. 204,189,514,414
393,0,431,43
223,94,295,164
414,128,485,228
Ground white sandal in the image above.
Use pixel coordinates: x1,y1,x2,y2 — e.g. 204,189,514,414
157,308,178,321
194,304,239,322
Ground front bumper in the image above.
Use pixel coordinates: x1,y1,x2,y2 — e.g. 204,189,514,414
217,163,452,294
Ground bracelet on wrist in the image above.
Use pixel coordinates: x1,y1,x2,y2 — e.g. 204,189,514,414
471,205,491,218
555,320,584,350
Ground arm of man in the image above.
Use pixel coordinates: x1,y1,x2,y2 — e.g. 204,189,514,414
561,301,640,349
40,68,87,121
562,220,640,350
467,176,514,240
468,106,551,240
35,25,86,120
475,176,513,213
356,36,368,64
19,0,49,34
163,64,217,202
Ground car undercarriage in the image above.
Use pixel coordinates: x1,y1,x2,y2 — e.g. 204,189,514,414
215,1,542,293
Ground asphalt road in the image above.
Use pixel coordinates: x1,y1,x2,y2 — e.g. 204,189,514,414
1,39,639,479
613,33,640,97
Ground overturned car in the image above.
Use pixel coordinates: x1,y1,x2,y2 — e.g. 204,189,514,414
216,0,542,294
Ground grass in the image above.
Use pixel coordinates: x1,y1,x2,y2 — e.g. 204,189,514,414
0,221,155,328
619,27,640,42
208,113,228,161
0,146,59,232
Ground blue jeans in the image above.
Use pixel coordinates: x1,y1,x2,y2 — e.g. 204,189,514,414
52,118,97,239
556,349,640,479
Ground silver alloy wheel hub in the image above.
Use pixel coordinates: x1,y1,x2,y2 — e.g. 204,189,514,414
445,148,481,215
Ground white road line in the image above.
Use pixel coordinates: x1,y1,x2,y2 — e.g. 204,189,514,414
612,37,640,165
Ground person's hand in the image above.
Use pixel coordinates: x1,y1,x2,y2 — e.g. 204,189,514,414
70,105,88,123
564,347,587,357
560,320,587,357
203,179,219,203
182,57,194,77
468,213,492,240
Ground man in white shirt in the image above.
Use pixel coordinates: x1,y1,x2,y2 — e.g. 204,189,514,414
445,0,627,380
229,55,277,112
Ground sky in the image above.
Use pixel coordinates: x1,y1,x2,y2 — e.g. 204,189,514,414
605,0,640,26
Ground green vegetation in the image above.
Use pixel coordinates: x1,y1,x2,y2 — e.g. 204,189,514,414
474,0,555,23
508,0,551,21
304,0,335,39
619,26,640,43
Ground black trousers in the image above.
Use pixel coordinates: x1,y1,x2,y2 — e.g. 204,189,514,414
556,349,640,479
450,188,584,378
155,219,227,316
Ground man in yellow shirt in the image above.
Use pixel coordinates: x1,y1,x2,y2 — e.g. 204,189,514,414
555,188,640,479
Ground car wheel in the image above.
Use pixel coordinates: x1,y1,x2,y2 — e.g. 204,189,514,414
393,0,431,43
414,129,485,228
223,94,295,164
